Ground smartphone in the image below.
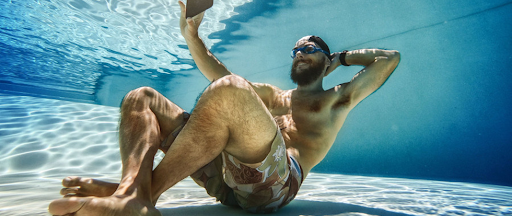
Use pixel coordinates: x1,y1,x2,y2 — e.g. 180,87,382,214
186,0,214,18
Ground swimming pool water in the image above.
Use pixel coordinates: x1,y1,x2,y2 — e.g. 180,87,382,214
1,0,512,215
1,94,511,215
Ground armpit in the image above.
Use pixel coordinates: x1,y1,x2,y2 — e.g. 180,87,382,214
332,94,351,110
332,83,352,110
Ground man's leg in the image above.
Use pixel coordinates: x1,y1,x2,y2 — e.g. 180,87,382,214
59,87,187,198
49,87,187,215
150,74,278,200
49,75,278,215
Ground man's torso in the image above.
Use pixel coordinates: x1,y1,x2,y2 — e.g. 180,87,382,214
253,83,353,176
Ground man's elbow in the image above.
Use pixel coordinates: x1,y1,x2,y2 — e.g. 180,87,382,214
389,50,401,65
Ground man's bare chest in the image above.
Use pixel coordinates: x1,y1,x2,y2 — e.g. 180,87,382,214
269,92,348,147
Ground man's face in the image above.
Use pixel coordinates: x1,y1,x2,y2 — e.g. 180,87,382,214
290,41,328,86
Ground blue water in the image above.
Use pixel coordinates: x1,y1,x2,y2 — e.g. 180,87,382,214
1,0,512,215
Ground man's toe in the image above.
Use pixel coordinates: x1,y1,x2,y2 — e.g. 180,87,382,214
62,176,83,187
60,187,79,196
48,197,87,216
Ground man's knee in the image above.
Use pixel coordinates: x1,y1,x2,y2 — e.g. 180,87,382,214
206,75,252,95
121,86,158,110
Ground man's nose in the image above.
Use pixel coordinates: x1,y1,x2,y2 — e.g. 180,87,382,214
295,51,304,58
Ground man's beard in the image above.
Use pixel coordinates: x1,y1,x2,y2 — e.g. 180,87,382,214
290,60,325,86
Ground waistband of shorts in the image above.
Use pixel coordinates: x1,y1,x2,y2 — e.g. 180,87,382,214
289,154,304,184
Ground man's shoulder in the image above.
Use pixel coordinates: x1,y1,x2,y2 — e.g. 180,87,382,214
250,83,287,107
328,82,350,94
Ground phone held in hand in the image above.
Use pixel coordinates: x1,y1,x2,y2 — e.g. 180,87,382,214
186,0,214,18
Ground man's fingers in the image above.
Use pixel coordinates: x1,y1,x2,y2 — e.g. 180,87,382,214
178,0,204,38
178,0,185,10
191,12,205,27
179,1,186,18
196,11,205,22
330,52,337,60
187,12,203,29
186,17,195,30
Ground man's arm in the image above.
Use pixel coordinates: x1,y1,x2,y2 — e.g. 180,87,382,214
337,49,401,109
179,1,231,82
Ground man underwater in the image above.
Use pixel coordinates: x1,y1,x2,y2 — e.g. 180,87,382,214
49,1,400,215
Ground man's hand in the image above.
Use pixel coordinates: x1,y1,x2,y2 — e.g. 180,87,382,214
324,52,342,77
177,0,232,81
179,1,205,40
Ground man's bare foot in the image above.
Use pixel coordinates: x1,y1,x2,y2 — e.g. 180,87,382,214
60,176,119,197
49,194,162,216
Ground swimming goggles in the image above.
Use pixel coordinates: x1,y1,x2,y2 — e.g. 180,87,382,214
291,45,330,58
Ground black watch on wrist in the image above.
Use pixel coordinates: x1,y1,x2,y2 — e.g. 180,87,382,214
339,50,349,66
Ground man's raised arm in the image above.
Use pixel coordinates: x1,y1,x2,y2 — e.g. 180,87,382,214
334,49,401,109
179,1,232,82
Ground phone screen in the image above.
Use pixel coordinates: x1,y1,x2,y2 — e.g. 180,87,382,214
186,0,214,18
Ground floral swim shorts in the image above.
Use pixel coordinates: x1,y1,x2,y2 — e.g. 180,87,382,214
189,129,303,213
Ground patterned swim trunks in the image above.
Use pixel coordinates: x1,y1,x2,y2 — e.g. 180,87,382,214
189,129,304,213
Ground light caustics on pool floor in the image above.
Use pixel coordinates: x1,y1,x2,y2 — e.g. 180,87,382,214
0,94,511,216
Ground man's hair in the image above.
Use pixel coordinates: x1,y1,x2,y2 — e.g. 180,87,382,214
307,35,332,60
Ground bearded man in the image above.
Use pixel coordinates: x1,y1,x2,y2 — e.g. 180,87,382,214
48,1,400,215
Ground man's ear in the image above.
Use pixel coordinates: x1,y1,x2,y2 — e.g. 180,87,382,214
324,57,333,77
